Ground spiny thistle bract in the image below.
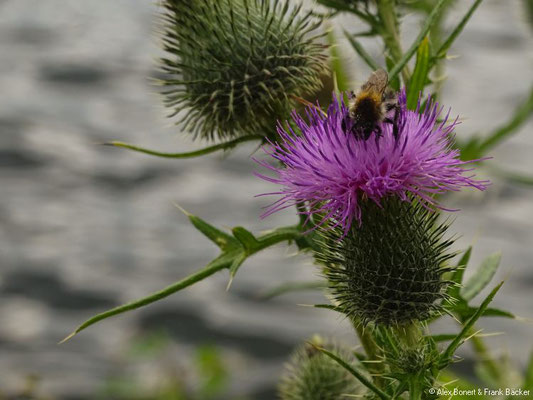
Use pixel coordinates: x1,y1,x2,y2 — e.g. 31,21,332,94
316,197,456,326
373,327,440,393
159,0,328,141
279,337,362,400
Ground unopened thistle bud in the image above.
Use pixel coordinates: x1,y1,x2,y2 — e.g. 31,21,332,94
317,197,456,325
159,0,328,140
279,337,362,400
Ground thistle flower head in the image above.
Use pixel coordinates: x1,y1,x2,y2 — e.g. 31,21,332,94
160,0,328,140
255,91,488,235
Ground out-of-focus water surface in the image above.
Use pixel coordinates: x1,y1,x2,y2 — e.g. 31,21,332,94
0,0,532,398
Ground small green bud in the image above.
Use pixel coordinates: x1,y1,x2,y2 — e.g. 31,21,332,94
279,337,362,400
160,0,328,140
317,197,455,326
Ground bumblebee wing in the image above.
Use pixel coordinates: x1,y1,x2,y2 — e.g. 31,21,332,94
361,68,389,94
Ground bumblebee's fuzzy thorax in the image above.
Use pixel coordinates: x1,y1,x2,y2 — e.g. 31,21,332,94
349,92,385,125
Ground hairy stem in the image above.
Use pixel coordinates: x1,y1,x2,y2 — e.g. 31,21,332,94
376,0,410,83
408,374,423,400
354,322,387,388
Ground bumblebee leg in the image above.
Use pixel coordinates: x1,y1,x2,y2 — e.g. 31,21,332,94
351,125,361,140
361,127,373,141
382,117,395,137
374,125,382,138
392,105,400,140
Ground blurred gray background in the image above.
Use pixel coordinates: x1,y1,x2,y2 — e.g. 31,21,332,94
1,0,532,398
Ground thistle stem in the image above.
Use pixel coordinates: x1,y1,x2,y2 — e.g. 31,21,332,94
375,0,410,83
408,375,423,400
353,322,386,388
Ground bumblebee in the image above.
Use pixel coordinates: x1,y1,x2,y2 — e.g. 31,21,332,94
342,69,400,140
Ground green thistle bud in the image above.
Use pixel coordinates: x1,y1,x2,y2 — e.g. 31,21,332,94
317,197,455,326
279,337,362,400
159,0,328,140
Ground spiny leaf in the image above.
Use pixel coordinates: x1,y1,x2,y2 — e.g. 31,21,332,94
460,306,515,320
227,252,247,289
60,253,234,343
475,84,533,156
344,30,380,72
435,0,485,60
447,246,472,300
62,217,304,341
389,0,448,83
429,334,457,342
312,304,344,313
311,344,391,400
231,226,259,253
440,281,504,367
406,37,430,110
103,135,263,158
461,252,501,302
175,204,239,252
489,165,533,187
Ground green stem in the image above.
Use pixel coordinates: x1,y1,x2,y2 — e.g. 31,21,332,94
376,0,410,83
344,30,380,71
103,134,264,159
255,226,301,249
408,375,423,400
355,324,381,361
354,322,386,389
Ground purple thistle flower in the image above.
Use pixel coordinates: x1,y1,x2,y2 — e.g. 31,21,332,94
254,91,489,235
